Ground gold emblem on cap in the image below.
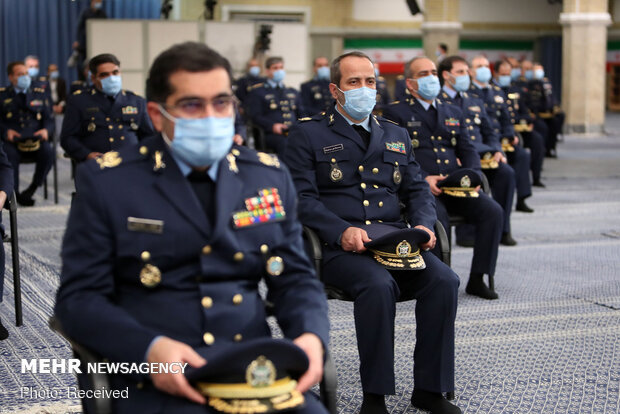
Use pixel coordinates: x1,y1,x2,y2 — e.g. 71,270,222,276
96,151,122,169
460,175,471,188
246,356,276,388
396,240,412,257
140,264,161,288
88,122,96,132
266,256,284,276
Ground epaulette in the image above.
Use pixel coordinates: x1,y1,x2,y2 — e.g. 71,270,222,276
298,117,313,122
396,75,405,80
0,87,6,92
248,82,264,91
381,118,399,126
389,100,400,105
462,92,469,98
73,89,82,95
493,85,501,91
236,149,282,169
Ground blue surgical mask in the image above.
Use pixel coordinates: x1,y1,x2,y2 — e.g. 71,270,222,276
475,67,492,84
272,69,285,83
524,70,533,81
317,66,330,81
93,2,103,10
337,86,377,120
27,67,39,78
498,75,512,87
101,75,122,96
49,71,60,80
17,75,31,90
452,74,470,92
435,50,442,57
510,68,521,80
534,68,545,80
416,75,441,100
248,66,260,77
160,106,233,167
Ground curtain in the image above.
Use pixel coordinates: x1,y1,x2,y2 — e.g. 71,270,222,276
539,36,562,104
0,0,161,87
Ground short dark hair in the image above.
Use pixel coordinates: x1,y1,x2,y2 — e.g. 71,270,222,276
439,43,448,53
146,41,232,103
437,55,468,86
330,51,373,86
496,60,511,72
404,56,431,79
89,53,120,75
265,56,283,69
7,61,24,76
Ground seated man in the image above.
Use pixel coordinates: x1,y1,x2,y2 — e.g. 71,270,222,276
54,42,329,414
0,61,54,206
284,51,461,414
300,56,332,116
383,57,503,300
245,56,302,155
530,62,564,158
61,53,154,163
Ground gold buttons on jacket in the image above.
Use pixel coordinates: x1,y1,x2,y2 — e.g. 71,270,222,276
234,334,243,342
365,220,371,225
363,200,369,206
139,146,148,155
232,294,243,305
233,252,244,261
434,148,438,153
372,168,379,174
201,296,213,308
109,138,114,142
360,183,366,189
260,244,269,254
202,245,212,255
373,184,379,189
358,165,364,172
140,264,161,288
436,159,441,164
203,333,215,345
141,251,151,262
378,201,384,207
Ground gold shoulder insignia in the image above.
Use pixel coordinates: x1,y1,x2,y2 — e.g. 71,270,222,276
383,118,399,125
153,150,166,172
91,89,96,95
462,92,468,98
226,152,238,173
257,152,280,168
73,89,82,95
249,82,264,91
96,151,122,169
436,98,442,104
493,85,500,91
0,87,6,92
373,115,380,125
298,117,312,121
390,100,400,105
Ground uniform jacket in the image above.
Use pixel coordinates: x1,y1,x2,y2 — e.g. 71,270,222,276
0,85,54,140
383,97,481,177
300,78,332,116
497,82,534,126
245,82,303,134
439,89,501,154
55,136,330,367
527,78,556,115
60,87,154,161
283,107,437,263
467,84,515,139
375,76,391,112
234,74,266,104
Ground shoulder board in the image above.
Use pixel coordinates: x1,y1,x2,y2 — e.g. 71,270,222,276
381,118,399,126
250,151,282,169
493,85,500,91
0,87,5,92
436,98,442,104
73,89,82,95
396,75,405,80
122,89,135,96
462,92,468,98
298,117,313,122
389,100,400,105
248,82,264,91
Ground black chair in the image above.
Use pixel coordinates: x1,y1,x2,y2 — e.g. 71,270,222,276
301,221,455,401
18,150,59,204
3,192,21,326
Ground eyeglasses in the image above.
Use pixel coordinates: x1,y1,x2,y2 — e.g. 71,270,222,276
162,95,236,117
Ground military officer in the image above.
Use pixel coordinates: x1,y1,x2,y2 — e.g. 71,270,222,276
24,55,51,97
494,60,546,187
233,57,265,107
300,56,332,116
437,55,518,247
54,42,329,414
0,143,13,340
383,57,503,300
468,55,535,215
283,51,461,414
394,74,409,102
516,60,550,145
529,63,564,158
373,63,391,115
60,53,154,162
245,57,303,155
0,61,55,206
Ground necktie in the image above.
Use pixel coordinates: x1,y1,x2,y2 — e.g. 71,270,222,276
352,124,370,147
188,170,216,226
454,93,462,107
426,105,438,132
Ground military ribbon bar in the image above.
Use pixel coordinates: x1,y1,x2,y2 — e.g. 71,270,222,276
233,188,286,228
385,141,406,154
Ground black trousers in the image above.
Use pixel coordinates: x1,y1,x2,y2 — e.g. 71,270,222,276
3,140,54,193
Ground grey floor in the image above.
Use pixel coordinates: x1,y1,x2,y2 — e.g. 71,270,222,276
0,116,619,413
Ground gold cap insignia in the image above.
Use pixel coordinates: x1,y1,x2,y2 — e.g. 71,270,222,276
96,151,122,169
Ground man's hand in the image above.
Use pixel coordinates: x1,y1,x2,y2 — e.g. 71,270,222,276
425,175,446,196
86,152,104,160
293,333,324,393
233,134,244,146
6,129,20,142
34,129,49,141
512,135,519,145
0,191,6,210
493,151,507,164
414,225,436,251
147,337,207,404
272,123,288,135
341,227,371,252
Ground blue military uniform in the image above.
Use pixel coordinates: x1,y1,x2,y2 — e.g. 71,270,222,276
515,77,549,149
394,75,409,102
300,77,332,116
60,87,154,162
528,77,564,157
283,107,459,396
245,81,303,155
233,73,266,106
374,76,391,115
55,136,330,413
496,80,546,186
383,97,503,278
0,84,55,195
467,83,532,205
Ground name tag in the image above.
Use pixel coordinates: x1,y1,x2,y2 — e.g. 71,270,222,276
127,217,164,234
322,144,344,154
407,121,422,127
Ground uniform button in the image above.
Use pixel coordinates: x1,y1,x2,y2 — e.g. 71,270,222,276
434,148,438,152
373,184,379,189
360,183,366,189
118,125,123,129
445,160,450,164
436,159,441,164
437,136,442,140
233,252,244,261
234,334,243,342
365,220,371,225
358,165,364,172
139,146,148,155
141,251,151,262
203,332,215,345
108,125,113,130
378,201,384,207
471,136,476,140
441,148,446,152
260,244,269,254
331,158,336,163
201,296,213,308
232,294,243,305
109,138,114,142
431,136,435,140
202,245,212,255
394,161,399,166
372,168,379,174
106,117,110,121
363,200,369,206
120,136,125,140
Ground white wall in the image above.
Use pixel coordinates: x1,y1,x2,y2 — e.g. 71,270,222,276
352,0,424,22
460,0,562,24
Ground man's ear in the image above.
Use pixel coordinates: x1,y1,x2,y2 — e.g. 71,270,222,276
406,78,417,93
146,102,163,132
329,83,340,100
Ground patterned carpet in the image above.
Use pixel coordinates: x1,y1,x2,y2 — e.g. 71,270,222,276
0,128,619,413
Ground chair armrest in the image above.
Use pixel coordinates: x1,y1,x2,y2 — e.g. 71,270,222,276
302,226,323,282
434,220,451,267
